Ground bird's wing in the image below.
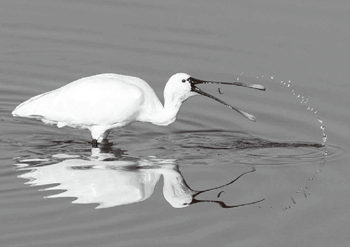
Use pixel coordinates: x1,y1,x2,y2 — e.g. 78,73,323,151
13,74,146,127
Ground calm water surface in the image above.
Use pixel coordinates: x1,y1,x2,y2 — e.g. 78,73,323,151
1,0,350,246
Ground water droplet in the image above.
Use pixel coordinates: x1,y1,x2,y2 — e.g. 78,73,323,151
256,74,328,209
303,191,308,198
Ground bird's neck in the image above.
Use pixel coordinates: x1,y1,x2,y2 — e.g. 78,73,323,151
151,97,183,126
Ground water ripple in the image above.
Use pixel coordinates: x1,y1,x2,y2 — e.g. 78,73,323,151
158,130,340,166
3,129,343,168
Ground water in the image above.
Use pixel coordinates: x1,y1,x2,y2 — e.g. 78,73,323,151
1,0,350,246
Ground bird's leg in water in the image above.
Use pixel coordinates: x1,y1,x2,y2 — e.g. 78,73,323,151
91,138,110,147
92,139,98,148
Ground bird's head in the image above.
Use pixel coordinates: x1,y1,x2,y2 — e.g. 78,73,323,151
164,73,195,103
164,73,266,121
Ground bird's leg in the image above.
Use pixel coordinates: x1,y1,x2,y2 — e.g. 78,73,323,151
92,139,98,148
90,127,111,145
99,130,111,142
96,130,111,146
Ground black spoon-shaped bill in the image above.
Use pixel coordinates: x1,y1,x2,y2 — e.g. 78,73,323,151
189,77,266,121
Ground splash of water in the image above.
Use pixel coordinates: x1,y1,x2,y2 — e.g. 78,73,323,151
256,74,328,210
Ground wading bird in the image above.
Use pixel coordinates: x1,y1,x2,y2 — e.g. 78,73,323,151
12,73,265,147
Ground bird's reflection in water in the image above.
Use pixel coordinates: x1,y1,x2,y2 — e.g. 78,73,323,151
15,147,264,209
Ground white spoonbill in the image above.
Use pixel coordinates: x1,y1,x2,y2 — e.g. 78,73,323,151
12,73,265,147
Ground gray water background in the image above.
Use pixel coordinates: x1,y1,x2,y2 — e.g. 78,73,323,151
1,0,350,246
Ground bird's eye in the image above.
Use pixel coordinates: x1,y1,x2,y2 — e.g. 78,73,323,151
181,79,186,83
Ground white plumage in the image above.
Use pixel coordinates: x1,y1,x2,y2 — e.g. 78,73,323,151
12,73,265,146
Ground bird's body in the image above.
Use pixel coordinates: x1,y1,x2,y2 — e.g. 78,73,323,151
13,73,265,146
